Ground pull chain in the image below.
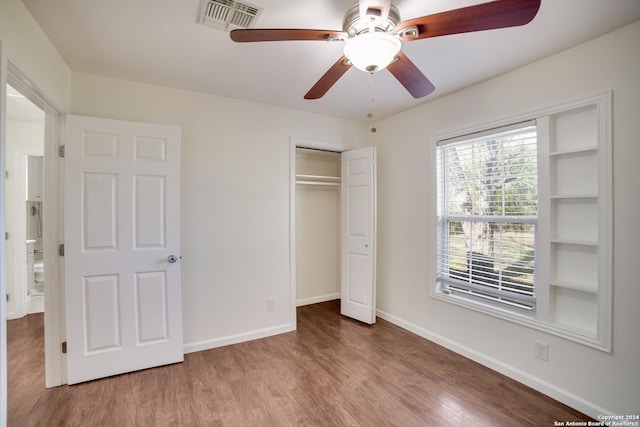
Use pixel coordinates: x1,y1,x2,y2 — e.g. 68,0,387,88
367,72,377,133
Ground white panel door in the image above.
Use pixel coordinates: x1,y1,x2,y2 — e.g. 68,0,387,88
64,115,183,384
341,147,376,324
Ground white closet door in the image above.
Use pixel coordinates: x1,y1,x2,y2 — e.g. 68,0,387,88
341,147,376,324
64,115,183,384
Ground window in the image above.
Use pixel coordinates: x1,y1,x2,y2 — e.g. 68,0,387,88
432,92,612,351
437,122,538,312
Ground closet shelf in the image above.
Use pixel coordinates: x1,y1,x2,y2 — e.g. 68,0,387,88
295,174,340,182
296,173,341,186
296,180,340,187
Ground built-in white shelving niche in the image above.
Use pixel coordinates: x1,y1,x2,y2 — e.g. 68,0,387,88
538,92,612,350
432,92,612,351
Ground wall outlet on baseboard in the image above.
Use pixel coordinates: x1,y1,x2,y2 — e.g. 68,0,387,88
267,298,275,311
534,340,549,361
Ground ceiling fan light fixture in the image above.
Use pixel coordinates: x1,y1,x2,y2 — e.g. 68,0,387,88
343,32,401,73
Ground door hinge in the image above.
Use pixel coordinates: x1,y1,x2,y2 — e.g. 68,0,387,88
5,232,8,240
58,145,65,158
58,244,65,256
61,341,67,354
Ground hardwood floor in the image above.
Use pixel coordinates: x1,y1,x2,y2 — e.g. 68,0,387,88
8,300,590,426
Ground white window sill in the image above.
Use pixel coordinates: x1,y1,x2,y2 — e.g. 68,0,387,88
431,288,611,353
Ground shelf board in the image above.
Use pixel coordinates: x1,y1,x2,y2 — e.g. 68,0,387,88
551,238,598,247
550,281,598,294
549,146,598,156
550,194,598,199
295,174,340,182
296,180,340,187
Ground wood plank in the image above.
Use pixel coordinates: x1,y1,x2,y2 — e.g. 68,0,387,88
7,301,590,426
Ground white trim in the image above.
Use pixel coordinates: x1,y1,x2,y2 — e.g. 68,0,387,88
430,291,609,351
291,137,348,153
6,62,66,387
535,115,551,323
44,112,66,386
296,293,339,307
437,119,537,146
1,39,9,427
596,91,613,352
183,323,295,354
289,140,297,329
375,308,614,420
6,62,64,115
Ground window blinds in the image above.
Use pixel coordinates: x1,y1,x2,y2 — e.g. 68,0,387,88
436,122,538,310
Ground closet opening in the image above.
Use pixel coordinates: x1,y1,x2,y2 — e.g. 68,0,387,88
294,147,342,308
290,140,377,327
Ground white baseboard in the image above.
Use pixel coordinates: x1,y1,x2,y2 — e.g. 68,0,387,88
6,310,20,320
376,309,612,419
296,293,339,307
183,322,295,354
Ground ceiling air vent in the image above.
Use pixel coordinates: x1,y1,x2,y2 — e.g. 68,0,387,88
199,0,263,31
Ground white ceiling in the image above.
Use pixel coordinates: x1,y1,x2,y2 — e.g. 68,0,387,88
21,0,640,122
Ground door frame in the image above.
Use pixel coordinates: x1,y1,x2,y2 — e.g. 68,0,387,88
6,60,66,387
1,39,8,425
289,137,348,327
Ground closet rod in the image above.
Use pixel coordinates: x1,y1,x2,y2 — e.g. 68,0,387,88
296,146,342,154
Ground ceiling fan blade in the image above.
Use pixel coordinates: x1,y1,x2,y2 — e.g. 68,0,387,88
398,0,541,41
230,28,345,43
386,51,435,98
304,56,352,100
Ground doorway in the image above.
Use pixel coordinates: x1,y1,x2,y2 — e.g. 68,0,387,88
295,147,341,307
289,138,377,327
5,83,45,319
4,61,65,389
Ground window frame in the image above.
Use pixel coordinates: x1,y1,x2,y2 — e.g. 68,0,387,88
436,121,539,312
430,92,612,352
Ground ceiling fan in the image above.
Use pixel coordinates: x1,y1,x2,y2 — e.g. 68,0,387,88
230,0,541,100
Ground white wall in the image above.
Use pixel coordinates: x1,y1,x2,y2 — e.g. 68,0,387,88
372,21,640,417
1,1,70,422
295,187,340,305
0,0,70,111
5,119,44,318
70,72,368,350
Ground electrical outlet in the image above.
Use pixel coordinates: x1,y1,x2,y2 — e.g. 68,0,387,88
534,340,549,361
267,298,275,311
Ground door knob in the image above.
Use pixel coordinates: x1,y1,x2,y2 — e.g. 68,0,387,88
168,255,178,263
